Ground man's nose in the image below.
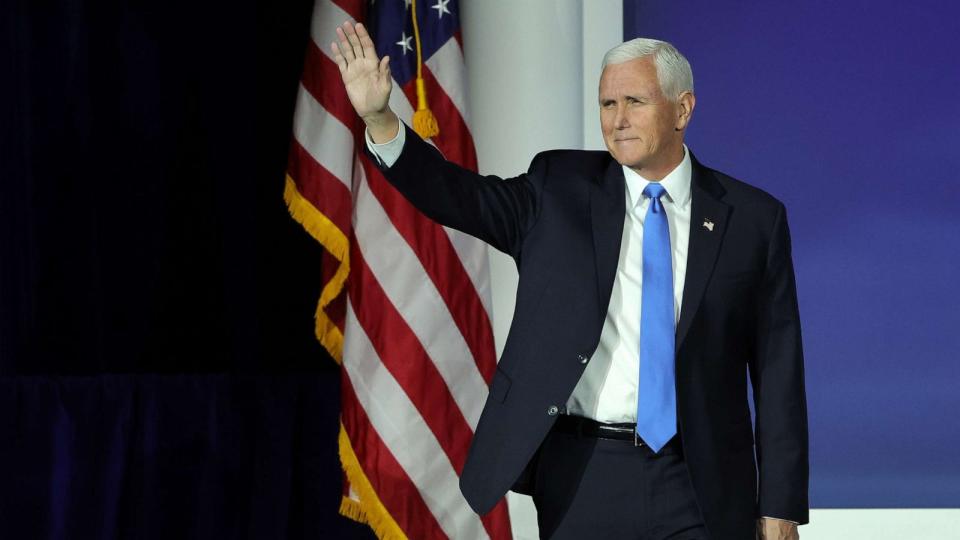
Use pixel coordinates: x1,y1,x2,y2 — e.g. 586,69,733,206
614,104,629,129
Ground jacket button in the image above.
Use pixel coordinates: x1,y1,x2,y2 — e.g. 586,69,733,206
577,353,589,364
547,405,559,416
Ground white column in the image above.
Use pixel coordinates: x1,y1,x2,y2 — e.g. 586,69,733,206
460,2,621,538
582,0,623,150
461,0,583,357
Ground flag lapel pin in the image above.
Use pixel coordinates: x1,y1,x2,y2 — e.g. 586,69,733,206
702,219,714,232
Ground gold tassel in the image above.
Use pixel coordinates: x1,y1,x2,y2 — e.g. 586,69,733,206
412,79,440,138
410,0,440,139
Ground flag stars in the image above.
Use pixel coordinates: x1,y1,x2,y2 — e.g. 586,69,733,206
432,0,451,19
402,0,411,9
396,31,413,54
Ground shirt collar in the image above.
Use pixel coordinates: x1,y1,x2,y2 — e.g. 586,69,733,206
622,144,692,210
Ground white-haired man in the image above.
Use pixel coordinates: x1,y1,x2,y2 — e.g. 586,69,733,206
333,23,808,540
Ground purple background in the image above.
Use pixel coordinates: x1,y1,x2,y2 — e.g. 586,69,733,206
625,0,960,507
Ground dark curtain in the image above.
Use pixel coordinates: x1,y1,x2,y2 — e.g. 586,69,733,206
1,0,373,537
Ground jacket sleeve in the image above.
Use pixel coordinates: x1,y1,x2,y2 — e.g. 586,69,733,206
749,202,810,524
365,123,545,260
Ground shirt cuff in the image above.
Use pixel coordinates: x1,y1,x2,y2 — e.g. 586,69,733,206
760,516,799,525
364,123,405,168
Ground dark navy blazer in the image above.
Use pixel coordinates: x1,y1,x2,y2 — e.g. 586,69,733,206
371,123,809,540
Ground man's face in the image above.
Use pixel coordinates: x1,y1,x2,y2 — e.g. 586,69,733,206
598,56,693,178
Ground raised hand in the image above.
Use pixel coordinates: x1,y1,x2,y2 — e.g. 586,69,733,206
331,21,398,141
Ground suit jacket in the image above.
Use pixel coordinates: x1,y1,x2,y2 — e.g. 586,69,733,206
371,124,809,540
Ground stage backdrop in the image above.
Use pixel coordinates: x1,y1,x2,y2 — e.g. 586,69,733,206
626,0,960,507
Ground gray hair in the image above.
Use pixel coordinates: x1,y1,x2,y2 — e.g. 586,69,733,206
601,38,694,102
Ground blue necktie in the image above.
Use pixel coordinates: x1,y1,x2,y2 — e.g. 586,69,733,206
637,183,676,453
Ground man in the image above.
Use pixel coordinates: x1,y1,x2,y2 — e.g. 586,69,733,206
332,22,808,540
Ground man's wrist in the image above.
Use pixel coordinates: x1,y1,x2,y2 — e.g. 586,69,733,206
362,109,399,143
364,119,405,168
757,517,799,540
759,516,799,525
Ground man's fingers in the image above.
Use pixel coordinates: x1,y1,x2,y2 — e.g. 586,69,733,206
343,21,365,59
335,25,356,61
331,42,348,72
379,56,392,88
356,23,378,60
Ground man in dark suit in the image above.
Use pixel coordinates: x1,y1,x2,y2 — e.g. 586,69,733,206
333,22,808,540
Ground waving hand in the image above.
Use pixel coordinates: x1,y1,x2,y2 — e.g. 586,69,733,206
331,21,399,142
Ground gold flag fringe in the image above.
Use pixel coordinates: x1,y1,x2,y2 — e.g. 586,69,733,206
284,176,407,538
338,423,407,539
283,175,347,363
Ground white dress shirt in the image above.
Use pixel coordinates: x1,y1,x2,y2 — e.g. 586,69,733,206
565,148,692,423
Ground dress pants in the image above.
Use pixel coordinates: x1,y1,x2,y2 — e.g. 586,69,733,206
532,423,710,539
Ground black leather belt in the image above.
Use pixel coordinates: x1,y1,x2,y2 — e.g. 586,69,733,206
553,414,682,453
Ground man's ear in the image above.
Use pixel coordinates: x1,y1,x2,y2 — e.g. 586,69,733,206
675,91,695,131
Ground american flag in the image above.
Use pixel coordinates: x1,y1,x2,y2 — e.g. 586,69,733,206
283,0,513,538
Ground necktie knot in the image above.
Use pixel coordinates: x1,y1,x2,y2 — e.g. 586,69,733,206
643,182,667,201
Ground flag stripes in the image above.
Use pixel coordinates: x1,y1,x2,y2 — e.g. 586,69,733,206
359,158,496,387
424,39,471,129
347,235,477,467
287,140,351,229
286,0,513,537
339,383,445,540
341,307,486,538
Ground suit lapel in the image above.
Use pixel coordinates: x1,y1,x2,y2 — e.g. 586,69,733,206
676,157,731,350
590,159,626,320
590,154,730,351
